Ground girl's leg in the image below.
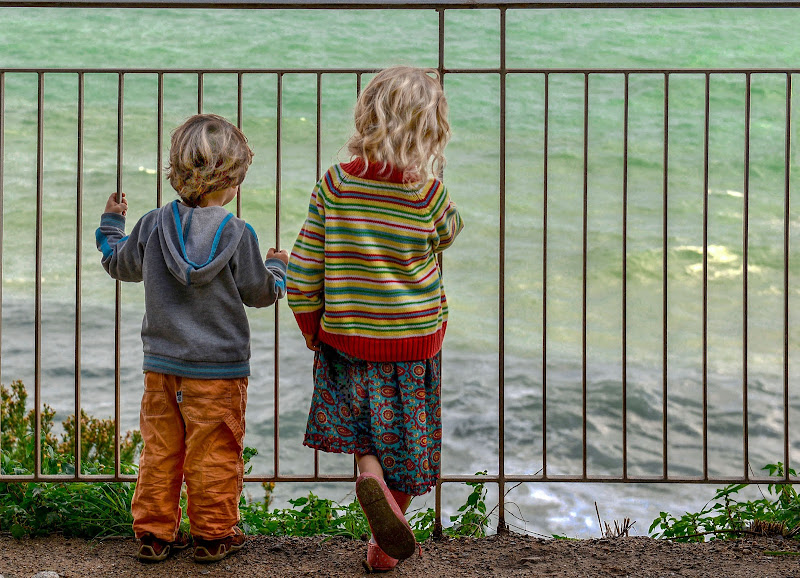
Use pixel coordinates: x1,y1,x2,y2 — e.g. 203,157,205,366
390,489,412,514
356,452,384,478
355,452,416,561
356,453,412,512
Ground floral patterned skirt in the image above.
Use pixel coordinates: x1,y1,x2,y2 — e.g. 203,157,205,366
303,344,442,496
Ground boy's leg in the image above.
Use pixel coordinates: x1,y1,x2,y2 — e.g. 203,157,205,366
181,377,248,541
131,372,186,541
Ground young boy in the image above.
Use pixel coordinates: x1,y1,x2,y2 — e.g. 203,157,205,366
96,114,288,563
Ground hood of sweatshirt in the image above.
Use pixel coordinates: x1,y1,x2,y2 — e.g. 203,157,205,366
158,200,246,287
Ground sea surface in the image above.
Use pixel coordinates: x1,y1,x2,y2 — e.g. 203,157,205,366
1,6,799,538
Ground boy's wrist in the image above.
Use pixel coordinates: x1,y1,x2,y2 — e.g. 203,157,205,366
264,257,288,272
100,212,126,227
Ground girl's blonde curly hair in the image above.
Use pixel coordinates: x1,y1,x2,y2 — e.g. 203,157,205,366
347,66,450,184
167,114,254,207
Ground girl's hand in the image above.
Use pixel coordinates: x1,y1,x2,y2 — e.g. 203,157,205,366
105,192,128,216
302,332,320,352
267,247,289,264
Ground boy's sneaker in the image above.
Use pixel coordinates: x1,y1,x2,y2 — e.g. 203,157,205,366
193,526,246,563
136,529,192,562
355,473,416,561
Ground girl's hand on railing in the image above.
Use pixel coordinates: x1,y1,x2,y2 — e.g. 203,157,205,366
104,192,128,216
267,247,289,264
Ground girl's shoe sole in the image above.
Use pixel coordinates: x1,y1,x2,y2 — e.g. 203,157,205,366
356,476,416,560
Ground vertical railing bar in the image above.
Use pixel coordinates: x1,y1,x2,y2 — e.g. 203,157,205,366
783,72,792,481
316,73,322,181
75,72,84,479
0,73,4,427
237,72,243,218
581,72,589,480
742,72,751,480
197,72,203,114
622,72,629,481
115,72,124,478
662,72,669,479
157,73,163,208
497,6,507,533
274,72,283,478
353,72,360,481
438,8,445,80
314,71,322,479
35,72,44,479
702,72,710,480
541,72,549,479
434,6,445,538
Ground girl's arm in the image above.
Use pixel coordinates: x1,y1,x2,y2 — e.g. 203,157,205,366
286,183,326,336
430,183,464,253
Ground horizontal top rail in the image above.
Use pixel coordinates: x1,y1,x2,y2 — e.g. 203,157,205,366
3,67,800,74
1,0,800,8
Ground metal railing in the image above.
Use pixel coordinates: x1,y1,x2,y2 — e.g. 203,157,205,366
0,2,797,534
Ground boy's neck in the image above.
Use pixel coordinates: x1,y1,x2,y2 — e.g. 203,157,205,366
192,185,238,208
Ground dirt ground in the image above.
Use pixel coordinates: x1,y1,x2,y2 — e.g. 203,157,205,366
2,532,800,578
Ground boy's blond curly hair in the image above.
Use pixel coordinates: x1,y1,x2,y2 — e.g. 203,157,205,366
167,114,254,206
347,66,450,184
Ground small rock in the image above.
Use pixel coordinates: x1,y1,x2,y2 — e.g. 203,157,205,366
33,573,60,578
520,556,544,564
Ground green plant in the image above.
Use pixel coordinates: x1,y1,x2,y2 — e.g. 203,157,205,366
649,463,800,542
2,380,495,542
447,471,490,537
239,492,370,538
0,380,142,476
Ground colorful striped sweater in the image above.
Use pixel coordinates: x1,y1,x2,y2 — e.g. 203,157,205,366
287,159,464,362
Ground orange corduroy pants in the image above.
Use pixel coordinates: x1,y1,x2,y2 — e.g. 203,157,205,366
131,372,248,541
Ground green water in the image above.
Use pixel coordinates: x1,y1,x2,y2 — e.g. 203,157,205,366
1,6,799,537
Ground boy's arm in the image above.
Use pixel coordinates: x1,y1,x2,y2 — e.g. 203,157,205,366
231,225,287,308
430,182,464,253
286,184,326,337
95,193,147,282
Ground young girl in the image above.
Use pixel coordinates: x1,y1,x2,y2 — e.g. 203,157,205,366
287,66,463,571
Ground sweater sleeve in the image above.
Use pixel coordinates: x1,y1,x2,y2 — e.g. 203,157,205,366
95,212,147,282
429,182,464,254
231,224,287,308
286,181,326,335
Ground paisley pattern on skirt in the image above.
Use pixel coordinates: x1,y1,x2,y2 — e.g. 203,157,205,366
303,344,442,496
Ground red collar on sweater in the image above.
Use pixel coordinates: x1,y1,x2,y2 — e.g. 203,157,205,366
340,158,408,184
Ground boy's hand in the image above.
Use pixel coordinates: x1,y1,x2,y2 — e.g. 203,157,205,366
267,248,289,264
105,192,128,216
302,332,320,352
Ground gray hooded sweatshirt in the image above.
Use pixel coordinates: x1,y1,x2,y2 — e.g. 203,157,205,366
97,200,287,378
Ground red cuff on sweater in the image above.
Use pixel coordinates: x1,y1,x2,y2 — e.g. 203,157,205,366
293,310,323,336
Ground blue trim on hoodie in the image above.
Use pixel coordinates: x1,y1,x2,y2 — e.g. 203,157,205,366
172,200,234,269
245,223,258,242
96,229,129,259
143,353,250,379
